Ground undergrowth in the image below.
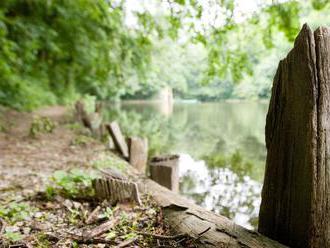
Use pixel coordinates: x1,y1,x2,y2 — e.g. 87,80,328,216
92,153,127,173
46,169,98,199
0,202,35,225
29,116,55,137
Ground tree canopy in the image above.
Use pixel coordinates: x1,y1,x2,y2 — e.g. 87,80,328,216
0,0,329,110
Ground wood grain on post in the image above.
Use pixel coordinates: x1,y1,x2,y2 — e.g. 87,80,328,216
149,155,179,192
93,178,141,205
128,136,148,173
105,122,129,159
259,24,330,248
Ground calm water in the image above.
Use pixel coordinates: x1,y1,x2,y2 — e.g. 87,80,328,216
105,101,269,229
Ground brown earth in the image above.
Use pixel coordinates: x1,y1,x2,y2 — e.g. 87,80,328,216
0,106,103,200
0,106,194,248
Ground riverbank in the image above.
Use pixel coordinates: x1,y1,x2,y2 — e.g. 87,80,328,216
0,106,196,247
0,105,287,248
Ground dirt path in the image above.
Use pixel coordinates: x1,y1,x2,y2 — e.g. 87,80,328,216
0,106,193,248
0,106,104,200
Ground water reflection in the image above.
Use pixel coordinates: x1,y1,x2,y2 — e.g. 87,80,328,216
179,154,261,229
104,101,268,229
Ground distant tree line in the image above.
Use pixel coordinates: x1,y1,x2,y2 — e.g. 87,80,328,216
0,0,329,109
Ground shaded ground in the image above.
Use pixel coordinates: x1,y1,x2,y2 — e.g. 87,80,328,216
0,106,98,198
0,106,194,247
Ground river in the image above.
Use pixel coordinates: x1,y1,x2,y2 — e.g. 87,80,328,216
105,101,269,229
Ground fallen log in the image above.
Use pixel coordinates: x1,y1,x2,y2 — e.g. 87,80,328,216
137,176,287,248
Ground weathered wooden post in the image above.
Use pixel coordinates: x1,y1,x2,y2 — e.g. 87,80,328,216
259,24,330,248
105,122,129,159
149,155,179,192
128,136,148,173
75,100,103,137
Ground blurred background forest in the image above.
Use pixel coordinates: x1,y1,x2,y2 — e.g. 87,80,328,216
1,0,330,110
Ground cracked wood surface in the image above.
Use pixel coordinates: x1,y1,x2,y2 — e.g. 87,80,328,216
138,177,287,248
259,24,330,248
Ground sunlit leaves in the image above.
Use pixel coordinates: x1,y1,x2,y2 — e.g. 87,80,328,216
312,0,330,10
266,1,301,42
174,0,186,5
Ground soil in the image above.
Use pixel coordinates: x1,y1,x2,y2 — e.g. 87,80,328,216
0,106,195,248
0,106,100,199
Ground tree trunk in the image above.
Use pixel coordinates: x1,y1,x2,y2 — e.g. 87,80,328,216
258,24,330,248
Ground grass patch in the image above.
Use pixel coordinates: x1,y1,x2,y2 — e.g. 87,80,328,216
70,135,95,146
46,169,98,199
3,231,23,242
65,122,83,131
0,121,7,132
35,233,52,248
0,202,36,224
92,154,127,173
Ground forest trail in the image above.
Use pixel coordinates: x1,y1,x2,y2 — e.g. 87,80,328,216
0,106,104,201
0,106,192,247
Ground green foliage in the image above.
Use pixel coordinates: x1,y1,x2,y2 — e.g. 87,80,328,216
0,0,329,109
203,150,253,178
35,233,52,248
265,1,301,44
0,202,34,224
29,116,55,137
106,231,117,240
101,207,114,220
102,108,175,157
0,122,7,132
71,134,94,146
65,123,84,132
46,169,98,199
3,231,23,242
92,154,127,172
312,0,330,10
0,0,152,110
81,94,97,114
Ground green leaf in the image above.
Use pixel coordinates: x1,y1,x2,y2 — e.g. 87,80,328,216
4,231,23,242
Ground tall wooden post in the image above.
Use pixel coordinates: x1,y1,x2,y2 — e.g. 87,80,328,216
259,24,330,248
